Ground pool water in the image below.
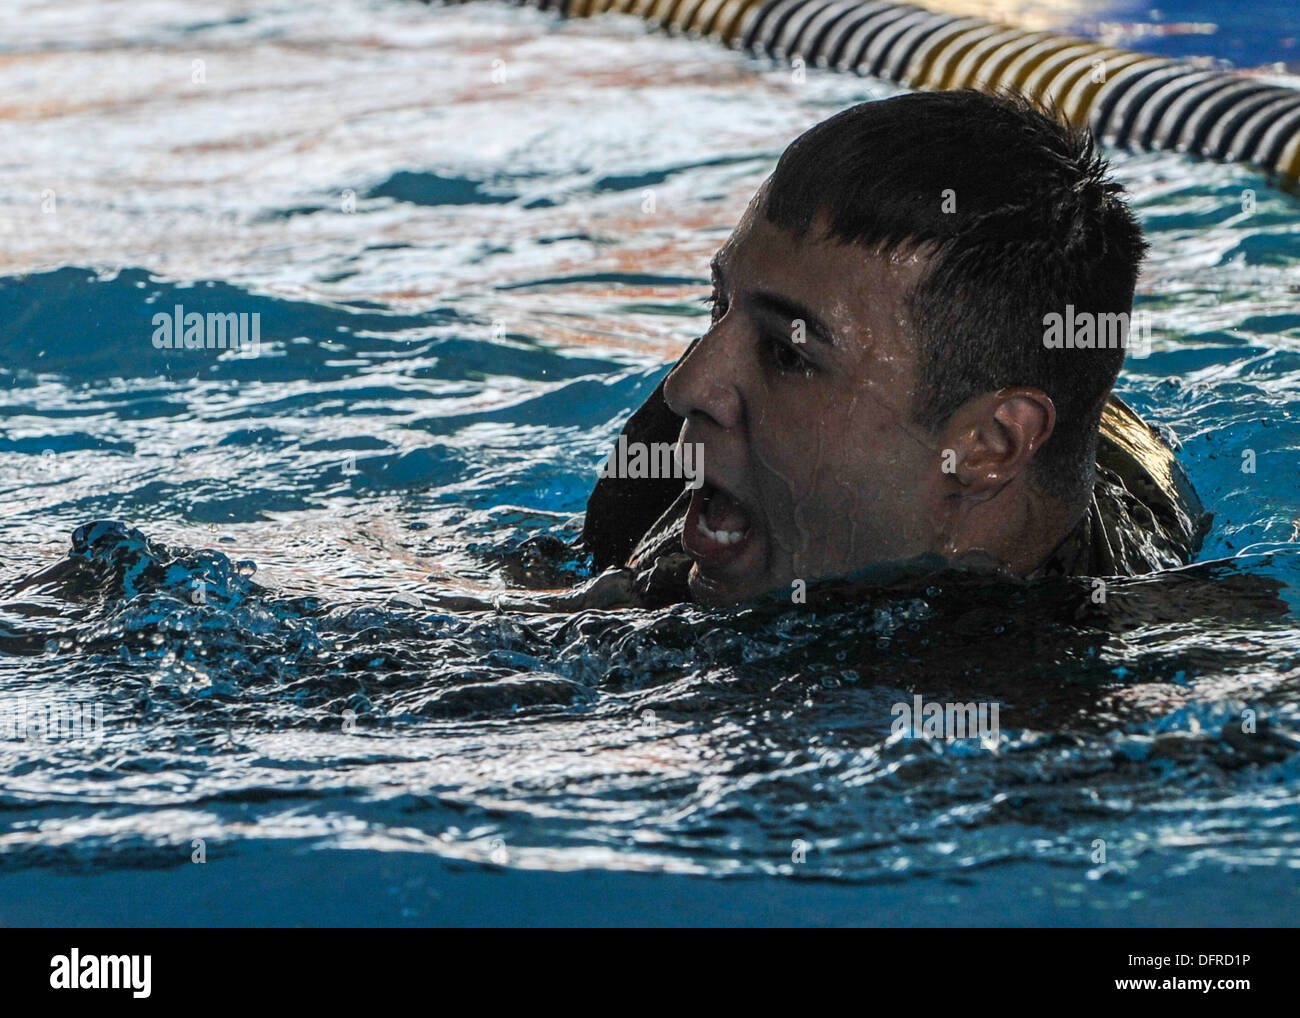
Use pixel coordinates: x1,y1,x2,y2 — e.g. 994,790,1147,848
1,0,1299,926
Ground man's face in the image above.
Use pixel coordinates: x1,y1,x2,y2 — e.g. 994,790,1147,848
662,184,944,605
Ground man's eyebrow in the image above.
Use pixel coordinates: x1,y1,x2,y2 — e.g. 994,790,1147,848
709,254,835,346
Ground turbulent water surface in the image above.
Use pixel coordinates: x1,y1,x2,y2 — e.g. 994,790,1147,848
1,0,1299,924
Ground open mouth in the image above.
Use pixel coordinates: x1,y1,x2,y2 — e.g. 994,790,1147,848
683,479,754,565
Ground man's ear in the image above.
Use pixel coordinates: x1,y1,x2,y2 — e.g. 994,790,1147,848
939,388,1056,494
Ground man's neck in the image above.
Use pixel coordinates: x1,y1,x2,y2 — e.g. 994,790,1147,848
940,481,1080,578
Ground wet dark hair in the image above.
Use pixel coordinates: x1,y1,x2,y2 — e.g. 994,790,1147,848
764,88,1147,508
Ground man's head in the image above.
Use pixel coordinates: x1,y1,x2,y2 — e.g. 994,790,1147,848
662,89,1147,605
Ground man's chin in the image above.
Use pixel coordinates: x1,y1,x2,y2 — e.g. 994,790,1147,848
686,561,771,607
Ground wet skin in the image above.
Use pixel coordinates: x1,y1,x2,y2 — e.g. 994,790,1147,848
662,181,1071,606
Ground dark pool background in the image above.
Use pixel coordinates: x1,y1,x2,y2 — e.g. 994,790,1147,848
1,0,1298,926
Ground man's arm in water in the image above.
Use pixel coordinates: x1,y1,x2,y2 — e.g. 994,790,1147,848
420,567,644,614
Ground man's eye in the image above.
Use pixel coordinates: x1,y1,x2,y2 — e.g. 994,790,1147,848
765,334,812,376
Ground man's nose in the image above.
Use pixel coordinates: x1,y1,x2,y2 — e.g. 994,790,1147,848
662,326,743,431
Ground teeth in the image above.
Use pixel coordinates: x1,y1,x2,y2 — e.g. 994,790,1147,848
696,515,746,545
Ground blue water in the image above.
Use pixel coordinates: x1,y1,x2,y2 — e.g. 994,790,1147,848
1054,0,1299,70
1,0,1299,926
